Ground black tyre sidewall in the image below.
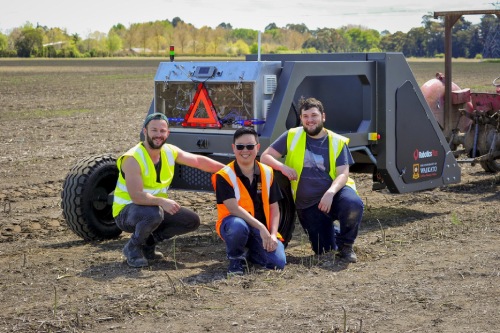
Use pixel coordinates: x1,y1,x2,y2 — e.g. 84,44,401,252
275,171,296,247
62,155,121,241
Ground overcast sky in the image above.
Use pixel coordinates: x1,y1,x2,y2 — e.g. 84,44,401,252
1,0,496,37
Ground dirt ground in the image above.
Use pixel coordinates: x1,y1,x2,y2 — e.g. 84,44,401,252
0,59,499,333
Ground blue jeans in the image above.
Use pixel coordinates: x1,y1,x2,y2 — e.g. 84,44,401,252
296,186,363,255
220,216,286,269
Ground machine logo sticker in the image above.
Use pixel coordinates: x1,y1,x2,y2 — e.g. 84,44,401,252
413,149,438,161
412,162,439,179
413,164,420,179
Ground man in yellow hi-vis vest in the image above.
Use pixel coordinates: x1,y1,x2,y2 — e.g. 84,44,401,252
113,113,225,268
212,128,286,276
261,97,364,263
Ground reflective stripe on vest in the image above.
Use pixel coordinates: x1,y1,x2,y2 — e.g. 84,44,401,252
284,127,356,201
112,143,177,217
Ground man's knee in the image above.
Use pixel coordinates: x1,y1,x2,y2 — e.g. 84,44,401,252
222,217,249,237
142,205,164,225
186,214,201,232
117,204,164,232
272,243,287,269
340,194,364,217
349,200,364,221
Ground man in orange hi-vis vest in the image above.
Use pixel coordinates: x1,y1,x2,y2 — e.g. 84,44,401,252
212,128,286,277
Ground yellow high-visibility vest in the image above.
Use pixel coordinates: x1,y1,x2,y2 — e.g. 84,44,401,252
112,143,177,217
284,127,357,201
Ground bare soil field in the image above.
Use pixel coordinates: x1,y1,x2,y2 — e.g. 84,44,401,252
0,58,498,333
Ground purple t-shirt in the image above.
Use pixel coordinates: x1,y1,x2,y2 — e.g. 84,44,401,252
270,131,354,209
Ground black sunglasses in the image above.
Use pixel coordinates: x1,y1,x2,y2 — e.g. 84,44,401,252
235,144,257,150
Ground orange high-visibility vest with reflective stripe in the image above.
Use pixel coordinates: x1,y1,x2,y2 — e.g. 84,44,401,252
211,161,283,241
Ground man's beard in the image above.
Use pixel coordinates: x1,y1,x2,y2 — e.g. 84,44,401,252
303,122,324,136
146,133,167,149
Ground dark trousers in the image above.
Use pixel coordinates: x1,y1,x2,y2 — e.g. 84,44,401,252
115,203,200,246
296,186,363,254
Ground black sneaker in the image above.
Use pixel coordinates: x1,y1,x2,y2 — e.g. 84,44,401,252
339,244,357,263
123,240,148,268
227,259,244,277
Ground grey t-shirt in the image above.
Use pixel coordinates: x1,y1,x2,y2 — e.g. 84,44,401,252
270,131,354,209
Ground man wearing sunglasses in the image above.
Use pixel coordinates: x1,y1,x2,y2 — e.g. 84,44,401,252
212,128,286,276
113,113,225,268
261,97,364,263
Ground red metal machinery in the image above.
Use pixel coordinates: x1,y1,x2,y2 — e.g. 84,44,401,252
423,10,500,172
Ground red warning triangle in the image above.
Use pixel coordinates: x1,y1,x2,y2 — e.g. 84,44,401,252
182,83,221,128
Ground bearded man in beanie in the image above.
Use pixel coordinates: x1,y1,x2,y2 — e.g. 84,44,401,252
113,113,224,267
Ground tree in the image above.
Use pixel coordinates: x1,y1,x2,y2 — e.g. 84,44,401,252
45,27,69,44
450,17,472,58
106,31,123,55
174,21,192,53
151,21,168,53
283,29,309,51
404,27,427,57
379,31,407,52
304,28,350,53
4,13,491,58
84,31,107,56
263,27,282,42
124,23,140,50
198,26,212,55
345,27,380,52
71,33,80,44
226,39,250,55
217,22,233,30
211,27,228,54
172,17,183,28
0,32,8,50
165,24,174,48
265,23,278,31
190,27,198,54
110,23,127,40
481,14,500,58
230,28,258,45
423,20,444,57
468,26,483,58
139,22,153,52
285,23,309,34
15,27,44,57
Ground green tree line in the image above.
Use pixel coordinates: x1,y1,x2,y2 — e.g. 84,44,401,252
0,15,498,58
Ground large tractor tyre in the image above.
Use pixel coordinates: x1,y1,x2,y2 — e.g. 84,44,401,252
61,155,122,241
479,159,500,173
275,171,296,247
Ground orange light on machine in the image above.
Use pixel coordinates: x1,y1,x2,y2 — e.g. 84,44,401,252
368,132,380,141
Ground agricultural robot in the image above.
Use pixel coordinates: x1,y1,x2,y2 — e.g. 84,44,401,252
62,52,471,243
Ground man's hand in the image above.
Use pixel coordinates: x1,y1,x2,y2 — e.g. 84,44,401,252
259,227,278,252
280,164,298,181
160,198,180,215
318,190,335,214
268,234,279,252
